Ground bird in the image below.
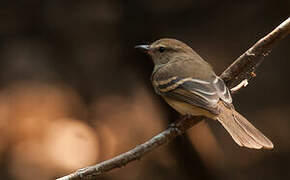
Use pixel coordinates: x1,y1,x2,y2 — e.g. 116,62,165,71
135,38,273,149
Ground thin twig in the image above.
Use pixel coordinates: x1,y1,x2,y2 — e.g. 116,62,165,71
57,17,290,180
230,79,248,94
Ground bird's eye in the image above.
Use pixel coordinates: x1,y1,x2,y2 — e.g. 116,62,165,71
158,47,165,53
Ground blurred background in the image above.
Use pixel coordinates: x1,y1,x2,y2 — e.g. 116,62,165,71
0,1,289,180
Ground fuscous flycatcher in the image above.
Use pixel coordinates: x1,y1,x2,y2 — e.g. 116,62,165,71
136,38,273,149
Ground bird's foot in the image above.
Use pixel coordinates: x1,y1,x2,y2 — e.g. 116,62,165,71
168,122,182,135
182,114,193,121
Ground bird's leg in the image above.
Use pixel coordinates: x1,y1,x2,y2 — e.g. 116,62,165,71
182,114,193,121
169,114,204,135
168,122,183,135
169,114,194,135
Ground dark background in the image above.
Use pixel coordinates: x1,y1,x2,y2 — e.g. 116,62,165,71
0,1,289,180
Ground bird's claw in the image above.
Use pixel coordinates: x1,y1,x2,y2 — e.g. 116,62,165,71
169,122,182,135
182,114,193,120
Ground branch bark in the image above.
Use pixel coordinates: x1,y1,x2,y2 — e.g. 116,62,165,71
57,17,290,180
220,17,290,88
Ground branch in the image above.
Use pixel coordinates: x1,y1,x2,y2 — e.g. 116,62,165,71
57,117,203,180
220,17,290,88
57,17,290,180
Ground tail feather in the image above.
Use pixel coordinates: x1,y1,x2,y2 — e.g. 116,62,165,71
216,103,273,149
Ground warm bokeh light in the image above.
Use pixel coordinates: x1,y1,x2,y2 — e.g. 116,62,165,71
91,88,167,159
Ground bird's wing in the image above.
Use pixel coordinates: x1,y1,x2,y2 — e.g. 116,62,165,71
212,76,232,105
153,70,232,115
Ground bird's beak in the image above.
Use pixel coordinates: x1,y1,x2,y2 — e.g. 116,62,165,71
134,44,150,52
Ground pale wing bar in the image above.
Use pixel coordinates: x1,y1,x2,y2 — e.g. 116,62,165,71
153,77,221,113
153,76,233,113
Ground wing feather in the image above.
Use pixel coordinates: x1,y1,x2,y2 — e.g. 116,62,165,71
153,76,221,114
152,61,232,115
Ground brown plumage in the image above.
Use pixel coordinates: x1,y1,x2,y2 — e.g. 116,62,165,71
136,38,273,149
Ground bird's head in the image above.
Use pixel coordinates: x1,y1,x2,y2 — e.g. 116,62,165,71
135,38,194,66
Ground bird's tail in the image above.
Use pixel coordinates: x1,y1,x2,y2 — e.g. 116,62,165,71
216,103,273,149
